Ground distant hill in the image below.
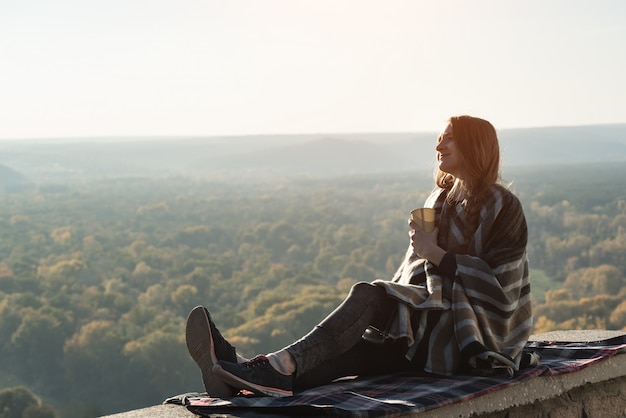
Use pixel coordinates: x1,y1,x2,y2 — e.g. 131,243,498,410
0,124,624,181
498,124,626,165
192,135,437,176
0,163,32,191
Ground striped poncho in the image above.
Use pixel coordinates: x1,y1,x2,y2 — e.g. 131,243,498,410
373,184,532,376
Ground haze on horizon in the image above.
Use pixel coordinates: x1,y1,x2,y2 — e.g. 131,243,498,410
1,0,625,140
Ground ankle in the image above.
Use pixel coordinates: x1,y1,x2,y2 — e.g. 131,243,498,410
266,351,296,375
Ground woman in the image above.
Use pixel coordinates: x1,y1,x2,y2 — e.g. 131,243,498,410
186,115,532,398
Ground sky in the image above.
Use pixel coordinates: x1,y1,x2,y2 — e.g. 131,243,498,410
1,0,625,139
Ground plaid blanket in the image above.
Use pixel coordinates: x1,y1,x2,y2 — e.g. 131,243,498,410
173,335,626,417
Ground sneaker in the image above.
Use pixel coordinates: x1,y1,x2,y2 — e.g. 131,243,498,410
213,355,293,397
185,305,238,398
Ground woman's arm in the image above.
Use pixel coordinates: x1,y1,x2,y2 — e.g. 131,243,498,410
408,222,446,266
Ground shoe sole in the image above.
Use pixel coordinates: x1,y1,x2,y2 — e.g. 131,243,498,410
185,306,237,398
212,363,293,398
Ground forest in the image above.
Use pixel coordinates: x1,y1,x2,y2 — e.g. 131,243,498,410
1,161,626,417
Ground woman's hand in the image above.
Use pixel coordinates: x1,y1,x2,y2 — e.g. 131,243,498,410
409,220,446,266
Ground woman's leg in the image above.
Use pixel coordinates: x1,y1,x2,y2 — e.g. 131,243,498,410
284,281,395,377
293,338,410,391
213,282,397,396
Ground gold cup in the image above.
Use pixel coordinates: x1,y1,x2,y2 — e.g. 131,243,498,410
410,208,436,232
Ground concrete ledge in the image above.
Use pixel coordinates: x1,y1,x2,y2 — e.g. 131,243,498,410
418,346,626,417
101,330,626,418
102,404,197,418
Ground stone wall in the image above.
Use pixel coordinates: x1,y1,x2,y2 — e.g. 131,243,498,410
480,376,626,418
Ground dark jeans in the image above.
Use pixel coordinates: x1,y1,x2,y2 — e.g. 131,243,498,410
293,337,412,390
284,282,414,390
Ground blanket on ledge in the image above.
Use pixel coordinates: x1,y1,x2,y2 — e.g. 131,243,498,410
173,335,626,418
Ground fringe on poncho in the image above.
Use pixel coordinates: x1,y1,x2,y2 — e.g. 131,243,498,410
372,184,532,376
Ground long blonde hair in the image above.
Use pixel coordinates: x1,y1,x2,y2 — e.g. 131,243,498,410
434,115,502,237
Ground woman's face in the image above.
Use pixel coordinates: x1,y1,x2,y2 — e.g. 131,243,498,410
436,123,463,177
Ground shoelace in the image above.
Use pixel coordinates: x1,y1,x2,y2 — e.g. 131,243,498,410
242,355,270,369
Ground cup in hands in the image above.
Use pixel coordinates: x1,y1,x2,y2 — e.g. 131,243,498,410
410,208,436,232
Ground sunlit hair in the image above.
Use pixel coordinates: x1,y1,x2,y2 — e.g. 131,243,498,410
435,115,501,204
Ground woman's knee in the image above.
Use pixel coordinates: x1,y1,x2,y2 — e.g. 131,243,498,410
348,282,387,304
348,282,395,328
